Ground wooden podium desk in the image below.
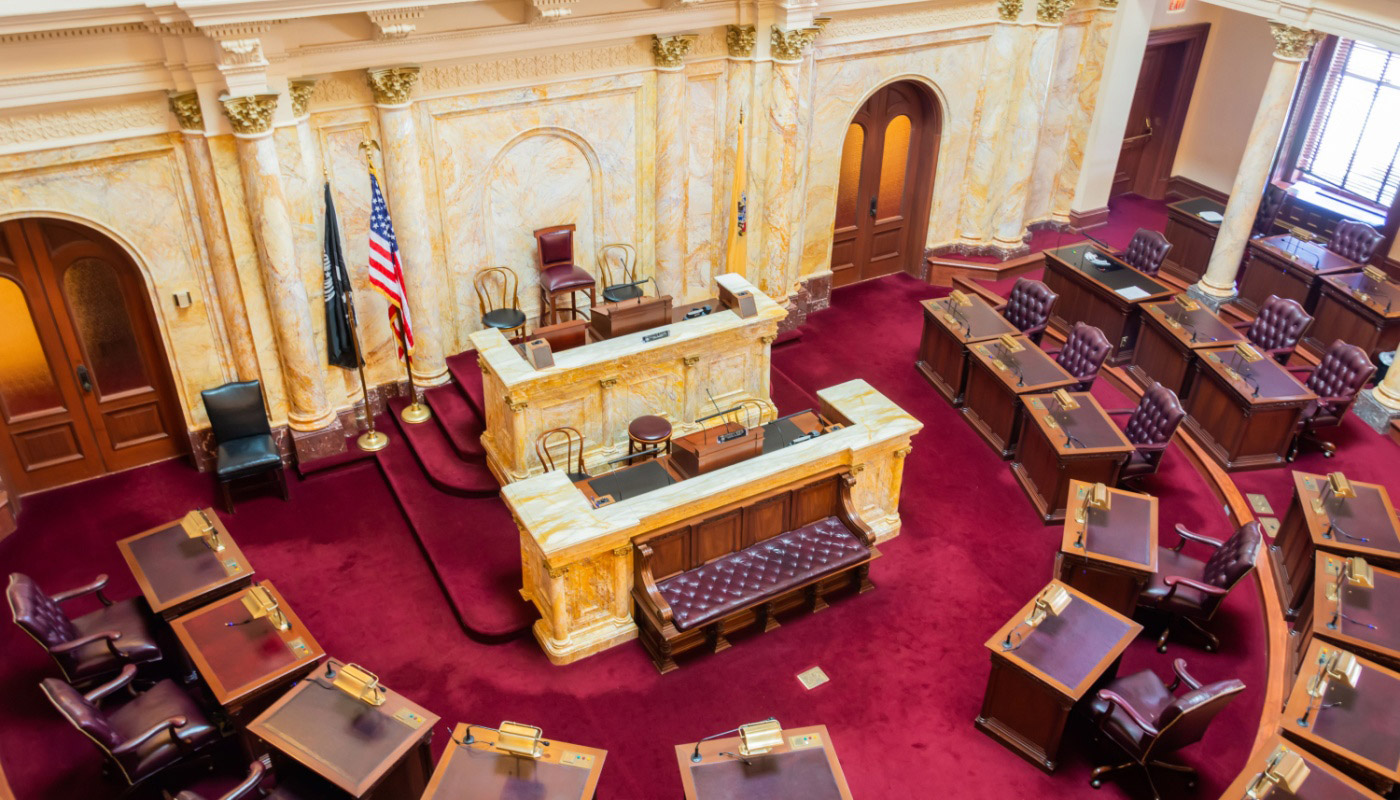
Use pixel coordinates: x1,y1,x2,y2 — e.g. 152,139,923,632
246,659,439,799
1295,555,1400,677
1238,234,1362,315
1270,472,1400,618
1302,271,1400,361
976,580,1142,772
916,295,1017,405
1183,347,1315,471
1222,735,1386,800
1282,639,1400,794
676,724,852,800
117,509,252,620
962,336,1077,459
1011,394,1135,523
1126,299,1246,399
1041,244,1174,365
169,580,323,721
1161,197,1224,284
422,724,605,800
1055,481,1158,616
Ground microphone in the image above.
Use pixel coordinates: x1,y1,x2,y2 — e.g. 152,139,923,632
225,618,259,627
1063,433,1086,449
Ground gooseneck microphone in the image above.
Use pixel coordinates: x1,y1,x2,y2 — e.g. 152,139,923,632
225,618,258,627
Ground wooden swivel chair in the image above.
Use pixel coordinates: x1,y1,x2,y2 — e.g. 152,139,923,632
1287,340,1376,459
200,381,286,513
1138,521,1261,652
1046,322,1112,391
599,242,645,303
475,267,527,338
536,427,588,481
1118,229,1172,277
1328,219,1385,264
1087,659,1245,799
8,573,163,686
997,278,1058,344
1107,382,1185,484
535,225,597,325
1233,294,1312,364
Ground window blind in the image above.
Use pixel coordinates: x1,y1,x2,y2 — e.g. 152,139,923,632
1296,39,1400,209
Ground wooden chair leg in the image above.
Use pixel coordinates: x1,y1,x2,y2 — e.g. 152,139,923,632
275,467,289,501
218,478,235,514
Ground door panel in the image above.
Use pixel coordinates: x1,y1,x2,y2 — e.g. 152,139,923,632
1113,25,1210,199
1113,47,1161,197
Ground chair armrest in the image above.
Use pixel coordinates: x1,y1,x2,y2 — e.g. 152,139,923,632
84,664,138,703
1105,408,1135,416
1173,523,1224,550
222,757,270,800
53,574,112,606
1134,441,1170,455
1170,658,1202,691
1264,345,1294,359
111,716,188,755
838,472,878,547
1286,365,1313,377
50,629,121,654
1163,575,1230,596
1043,348,1061,358
1094,690,1159,736
1230,320,1251,331
632,543,673,625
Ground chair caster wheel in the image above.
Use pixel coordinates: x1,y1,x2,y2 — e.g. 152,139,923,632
1323,451,1335,458
1157,644,1168,654
1205,644,1217,653
1091,779,1102,789
1187,780,1197,789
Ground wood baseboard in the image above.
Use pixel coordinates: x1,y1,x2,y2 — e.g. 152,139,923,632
1069,206,1110,230
1166,175,1229,205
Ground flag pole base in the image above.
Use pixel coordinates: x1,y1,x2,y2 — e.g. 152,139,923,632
357,429,390,452
401,402,432,424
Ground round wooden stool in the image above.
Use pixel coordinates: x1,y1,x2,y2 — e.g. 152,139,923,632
628,415,672,456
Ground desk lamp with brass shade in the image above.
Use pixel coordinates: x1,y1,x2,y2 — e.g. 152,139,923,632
239,584,290,631
449,721,548,759
324,661,386,707
1243,744,1310,799
690,718,783,764
1296,647,1361,728
1312,471,1356,516
1002,584,1072,651
1072,482,1111,549
180,509,222,552
1327,556,1375,631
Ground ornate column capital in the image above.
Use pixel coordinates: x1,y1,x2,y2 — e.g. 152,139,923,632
168,91,203,132
288,79,316,119
997,0,1023,21
1037,0,1072,23
726,24,756,59
1268,22,1319,61
652,34,697,69
770,25,820,63
366,65,421,106
218,93,279,136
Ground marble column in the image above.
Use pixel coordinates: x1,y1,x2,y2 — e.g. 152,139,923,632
367,66,450,387
169,91,260,383
724,25,757,284
653,36,695,301
1050,1,1116,224
761,25,819,300
957,5,1026,254
220,93,343,459
1355,344,1400,433
1191,23,1318,309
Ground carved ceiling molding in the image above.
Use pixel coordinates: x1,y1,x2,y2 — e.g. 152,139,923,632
416,41,649,95
167,91,203,131
652,34,697,69
818,1,995,42
1269,21,1319,60
770,25,821,63
528,0,578,22
0,23,147,43
0,97,168,147
726,25,756,58
288,80,317,117
218,93,279,135
366,65,420,105
367,7,424,39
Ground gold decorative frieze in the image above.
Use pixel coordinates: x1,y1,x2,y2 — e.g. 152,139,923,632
366,65,421,105
288,80,316,118
770,25,820,62
1269,22,1318,61
998,0,1023,21
652,34,697,69
726,24,756,58
218,93,278,135
1037,0,1072,23
168,91,203,131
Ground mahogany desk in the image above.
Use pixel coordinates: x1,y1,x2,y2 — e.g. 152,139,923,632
976,580,1142,772
422,723,605,800
676,724,852,800
1302,271,1400,361
116,509,253,620
916,295,1017,405
1282,639,1400,794
1011,393,1135,523
1161,197,1224,284
1270,472,1400,618
1126,299,1246,399
1221,735,1386,800
1055,481,1158,616
1182,346,1316,471
1293,555,1400,677
963,335,1077,459
1238,234,1362,315
169,580,323,721
1041,244,1174,365
246,659,439,799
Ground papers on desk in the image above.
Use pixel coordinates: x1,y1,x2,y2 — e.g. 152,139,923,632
1114,286,1153,301
1197,211,1224,223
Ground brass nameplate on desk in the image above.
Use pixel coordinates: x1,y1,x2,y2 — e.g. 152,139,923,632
1042,415,1058,429
393,708,426,729
1352,288,1374,304
642,330,669,343
941,313,960,326
789,732,823,750
990,359,1007,372
560,751,595,769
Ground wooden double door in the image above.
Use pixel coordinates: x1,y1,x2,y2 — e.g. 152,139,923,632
0,219,184,494
1112,24,1209,199
831,81,939,288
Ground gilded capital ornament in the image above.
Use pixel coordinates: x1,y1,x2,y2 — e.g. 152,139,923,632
218,93,278,135
1268,22,1318,60
1098,0,1118,7
770,25,820,63
652,34,697,69
1037,0,1072,23
168,91,203,131
726,24,756,59
288,79,317,118
366,66,421,105
997,0,1023,21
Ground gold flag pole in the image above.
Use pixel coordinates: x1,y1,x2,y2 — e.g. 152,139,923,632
329,166,389,452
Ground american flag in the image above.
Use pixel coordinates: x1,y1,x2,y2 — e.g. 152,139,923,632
367,169,414,360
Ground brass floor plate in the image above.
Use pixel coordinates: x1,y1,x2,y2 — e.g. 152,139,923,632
1260,517,1280,537
797,666,829,690
1247,493,1274,515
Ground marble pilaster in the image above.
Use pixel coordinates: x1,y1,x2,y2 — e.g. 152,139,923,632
653,35,694,302
957,20,1025,252
991,20,1061,250
724,26,756,284
1051,5,1115,223
761,25,817,300
1355,344,1400,433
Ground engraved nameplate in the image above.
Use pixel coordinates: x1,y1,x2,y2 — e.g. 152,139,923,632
642,330,669,343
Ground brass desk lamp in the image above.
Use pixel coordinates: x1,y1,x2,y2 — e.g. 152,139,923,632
1243,743,1309,799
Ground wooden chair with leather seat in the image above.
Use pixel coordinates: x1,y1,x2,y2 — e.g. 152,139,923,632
1232,294,1313,364
41,664,220,796
536,427,588,481
995,278,1058,345
1087,658,1245,799
474,266,527,338
1045,322,1112,391
170,757,317,800
1287,339,1377,459
1138,521,1261,653
1117,229,1173,277
8,572,162,686
1107,382,1185,485
1328,219,1385,264
200,381,286,514
535,225,597,325
599,242,645,303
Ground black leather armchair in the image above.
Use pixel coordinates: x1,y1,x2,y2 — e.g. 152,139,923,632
8,573,162,685
996,278,1058,345
1107,382,1185,483
1287,340,1377,459
1138,521,1261,652
1234,294,1313,364
200,381,286,513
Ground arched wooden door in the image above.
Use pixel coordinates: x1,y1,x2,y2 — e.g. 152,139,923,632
0,219,184,494
831,81,940,288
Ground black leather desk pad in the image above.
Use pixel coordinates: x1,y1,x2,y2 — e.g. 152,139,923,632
585,460,676,502
690,748,841,800
1049,245,1170,296
1170,196,1225,218
761,418,808,455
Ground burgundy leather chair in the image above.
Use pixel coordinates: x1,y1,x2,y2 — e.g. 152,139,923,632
8,573,162,686
1328,219,1384,263
1087,659,1245,798
1287,340,1376,459
1138,521,1261,652
1252,184,1289,238
41,664,219,792
995,278,1057,344
1107,382,1185,483
172,757,316,800
534,225,597,326
1235,294,1312,363
1046,322,1112,391
1119,229,1172,277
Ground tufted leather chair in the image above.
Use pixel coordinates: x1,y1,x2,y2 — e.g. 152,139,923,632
1107,382,1185,483
8,573,162,686
1287,340,1377,459
535,225,597,326
1087,659,1245,798
1138,521,1261,653
1119,229,1172,277
41,664,219,791
201,381,285,513
1236,295,1313,363
1328,219,1384,263
995,278,1058,344
172,757,317,800
1048,322,1112,391
1252,184,1289,238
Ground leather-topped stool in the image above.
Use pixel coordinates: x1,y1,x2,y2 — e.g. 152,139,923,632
628,415,672,456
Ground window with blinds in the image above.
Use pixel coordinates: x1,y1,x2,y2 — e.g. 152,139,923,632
1295,38,1400,210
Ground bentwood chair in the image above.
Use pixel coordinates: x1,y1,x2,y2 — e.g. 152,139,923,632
1118,229,1172,277
1107,382,1185,484
8,572,163,686
1087,659,1245,799
1252,184,1289,238
1233,295,1312,364
536,427,588,481
1287,340,1376,459
1046,322,1112,391
535,225,597,325
201,381,285,513
1328,219,1385,264
599,242,646,303
475,267,527,338
995,278,1058,345
1138,521,1261,653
